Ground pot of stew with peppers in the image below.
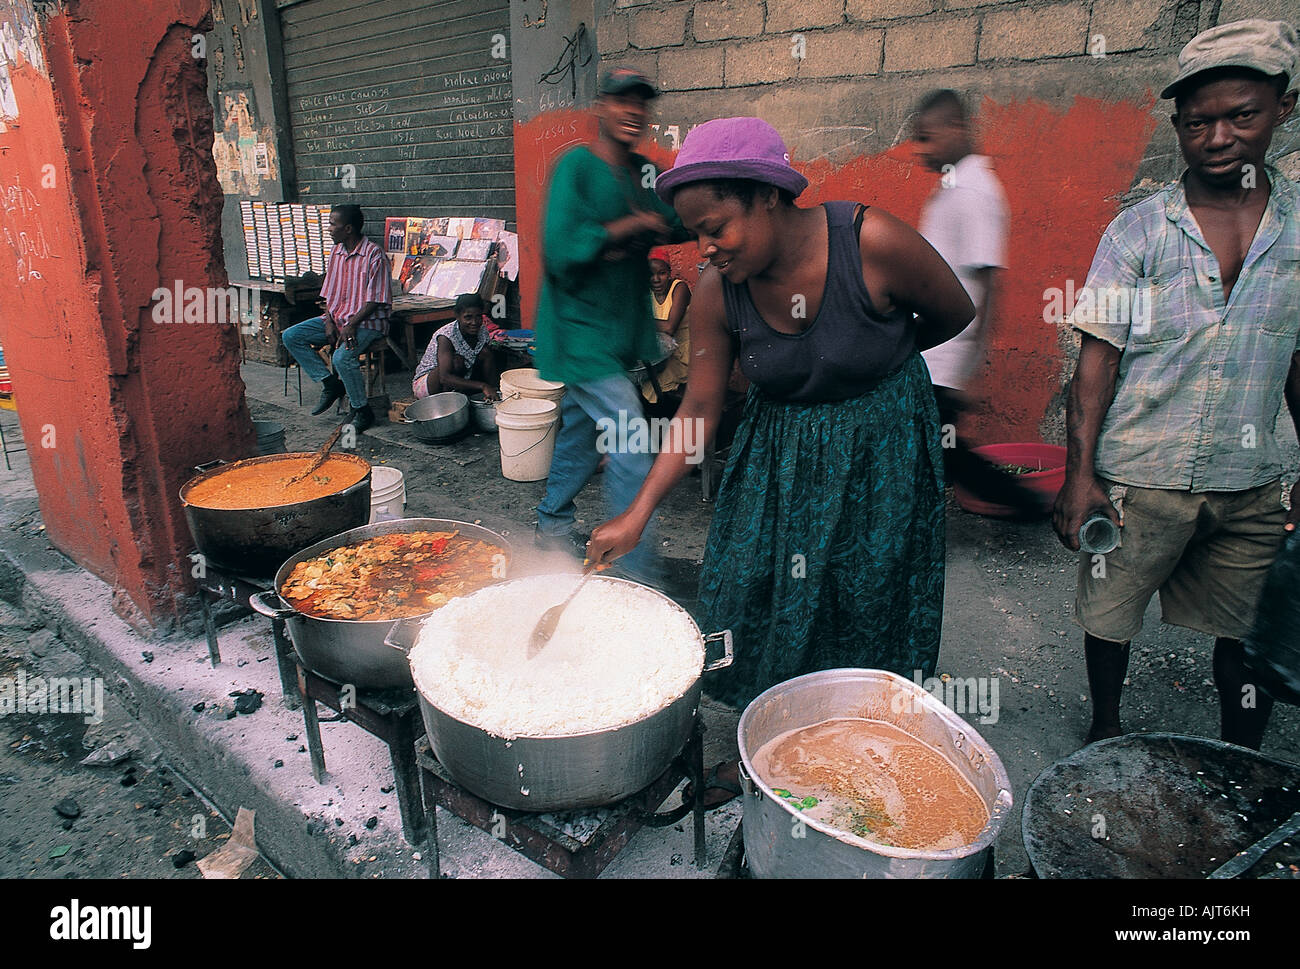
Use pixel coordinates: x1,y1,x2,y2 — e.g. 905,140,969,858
249,518,511,689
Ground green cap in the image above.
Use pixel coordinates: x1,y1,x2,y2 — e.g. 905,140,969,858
1161,19,1298,99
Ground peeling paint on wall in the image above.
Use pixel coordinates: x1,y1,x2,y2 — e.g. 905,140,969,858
0,0,45,127
213,90,278,195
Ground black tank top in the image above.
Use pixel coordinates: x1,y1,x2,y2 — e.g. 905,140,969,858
721,200,916,402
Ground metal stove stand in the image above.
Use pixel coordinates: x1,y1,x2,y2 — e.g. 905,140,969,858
199,559,426,844
194,562,299,703
290,661,426,845
415,720,707,879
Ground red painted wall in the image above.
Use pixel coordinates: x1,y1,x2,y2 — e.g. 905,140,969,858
513,96,1156,444
0,0,254,628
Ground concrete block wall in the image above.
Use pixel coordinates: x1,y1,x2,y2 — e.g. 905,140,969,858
587,0,1300,444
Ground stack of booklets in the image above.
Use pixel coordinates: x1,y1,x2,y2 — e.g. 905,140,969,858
239,202,335,283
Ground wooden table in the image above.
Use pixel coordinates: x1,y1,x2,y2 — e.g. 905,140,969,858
388,294,459,371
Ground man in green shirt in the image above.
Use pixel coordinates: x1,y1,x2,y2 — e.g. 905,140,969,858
534,68,685,585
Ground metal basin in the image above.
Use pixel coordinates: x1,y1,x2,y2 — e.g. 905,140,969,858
737,668,1013,878
392,575,733,811
1024,733,1300,878
180,453,372,578
249,518,511,690
405,392,468,443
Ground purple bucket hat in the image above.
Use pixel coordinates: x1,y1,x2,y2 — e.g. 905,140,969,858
654,117,809,204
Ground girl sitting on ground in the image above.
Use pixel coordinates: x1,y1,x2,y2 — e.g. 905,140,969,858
412,292,500,401
641,247,692,406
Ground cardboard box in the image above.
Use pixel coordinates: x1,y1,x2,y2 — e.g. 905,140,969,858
389,398,414,423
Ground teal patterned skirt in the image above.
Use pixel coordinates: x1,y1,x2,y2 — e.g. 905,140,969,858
699,353,945,709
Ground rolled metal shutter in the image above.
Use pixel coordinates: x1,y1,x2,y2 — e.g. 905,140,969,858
278,0,514,237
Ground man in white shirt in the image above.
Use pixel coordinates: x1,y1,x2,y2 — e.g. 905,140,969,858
912,90,1040,514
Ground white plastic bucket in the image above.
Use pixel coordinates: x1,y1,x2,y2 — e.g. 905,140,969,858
369,465,406,522
499,368,565,405
494,397,559,482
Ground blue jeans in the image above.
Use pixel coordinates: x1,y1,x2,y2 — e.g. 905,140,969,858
537,372,662,585
282,316,384,409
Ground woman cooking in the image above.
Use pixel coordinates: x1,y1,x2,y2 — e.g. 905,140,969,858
587,117,975,805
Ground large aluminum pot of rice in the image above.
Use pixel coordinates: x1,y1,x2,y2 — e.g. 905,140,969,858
387,574,732,811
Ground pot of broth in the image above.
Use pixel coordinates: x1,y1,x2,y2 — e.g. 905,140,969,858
249,518,511,689
180,453,373,578
737,668,1012,878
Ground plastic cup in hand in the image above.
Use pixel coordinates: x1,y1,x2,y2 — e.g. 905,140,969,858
1079,514,1121,555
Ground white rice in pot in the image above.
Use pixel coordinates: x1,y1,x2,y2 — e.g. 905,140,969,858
409,575,705,739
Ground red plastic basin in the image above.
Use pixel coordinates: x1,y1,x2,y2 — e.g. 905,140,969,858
952,442,1066,518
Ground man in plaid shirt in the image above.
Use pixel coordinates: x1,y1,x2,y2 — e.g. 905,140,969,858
282,204,392,431
1055,20,1299,750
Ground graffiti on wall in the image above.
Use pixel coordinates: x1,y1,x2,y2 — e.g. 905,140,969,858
537,23,591,102
1,171,54,283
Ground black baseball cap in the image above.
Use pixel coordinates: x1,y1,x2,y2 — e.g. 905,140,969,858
598,67,658,99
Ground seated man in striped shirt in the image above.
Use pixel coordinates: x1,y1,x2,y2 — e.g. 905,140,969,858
282,203,393,431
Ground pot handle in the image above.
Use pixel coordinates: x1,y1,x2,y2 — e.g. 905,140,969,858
702,629,733,672
737,759,759,798
193,459,228,474
249,590,295,621
384,616,423,655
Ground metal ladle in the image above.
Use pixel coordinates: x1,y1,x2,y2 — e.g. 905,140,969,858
283,422,346,486
526,565,607,659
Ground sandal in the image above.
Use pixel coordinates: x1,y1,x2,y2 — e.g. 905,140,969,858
682,762,743,811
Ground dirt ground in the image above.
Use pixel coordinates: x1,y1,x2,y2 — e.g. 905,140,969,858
0,597,280,879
